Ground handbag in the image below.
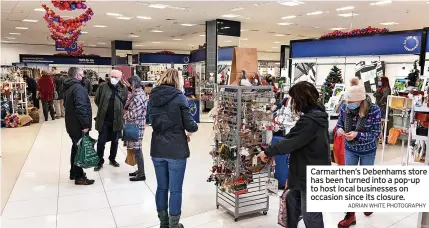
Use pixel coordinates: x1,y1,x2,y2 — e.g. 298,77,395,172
123,123,140,141
278,189,289,227
125,149,137,166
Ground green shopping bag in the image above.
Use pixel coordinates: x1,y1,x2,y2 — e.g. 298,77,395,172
74,134,99,169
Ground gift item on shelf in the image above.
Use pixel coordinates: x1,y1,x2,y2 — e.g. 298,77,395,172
1,81,28,116
209,85,274,221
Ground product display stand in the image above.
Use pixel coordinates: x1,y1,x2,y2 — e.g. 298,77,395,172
210,85,274,221
407,103,429,166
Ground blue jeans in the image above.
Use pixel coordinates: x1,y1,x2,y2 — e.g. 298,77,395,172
152,158,187,216
345,149,376,166
97,121,121,164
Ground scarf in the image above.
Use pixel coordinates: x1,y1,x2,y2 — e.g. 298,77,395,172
344,95,373,134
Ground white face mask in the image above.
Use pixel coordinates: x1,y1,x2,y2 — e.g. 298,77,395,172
110,77,119,85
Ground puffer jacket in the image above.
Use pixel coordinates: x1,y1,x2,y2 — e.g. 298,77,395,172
149,85,198,159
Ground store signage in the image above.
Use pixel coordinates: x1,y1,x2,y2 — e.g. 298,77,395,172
55,42,77,52
291,31,423,58
190,47,234,63
139,53,190,64
19,54,111,65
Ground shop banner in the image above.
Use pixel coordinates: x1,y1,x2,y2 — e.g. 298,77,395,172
139,53,190,64
291,31,423,58
19,54,111,65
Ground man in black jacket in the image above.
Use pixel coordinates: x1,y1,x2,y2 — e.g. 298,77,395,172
64,67,95,185
23,74,39,109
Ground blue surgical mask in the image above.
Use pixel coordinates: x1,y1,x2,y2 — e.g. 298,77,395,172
378,81,382,86
347,103,360,110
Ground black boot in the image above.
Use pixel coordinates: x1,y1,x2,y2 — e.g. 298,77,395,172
109,160,120,167
158,210,169,228
130,173,146,182
169,214,184,228
94,163,103,171
129,171,138,177
75,177,95,185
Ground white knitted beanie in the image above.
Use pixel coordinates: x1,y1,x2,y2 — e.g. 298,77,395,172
345,77,366,102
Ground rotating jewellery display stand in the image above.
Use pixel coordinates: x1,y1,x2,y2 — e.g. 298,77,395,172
213,85,273,221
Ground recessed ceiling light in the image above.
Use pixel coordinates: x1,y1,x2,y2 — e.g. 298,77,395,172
279,1,304,6
148,4,169,9
106,13,123,17
129,34,139,38
274,34,285,37
330,27,347,30
267,50,272,52
150,30,163,33
9,33,21,35
172,38,183,41
81,31,88,34
93,25,107,28
281,15,297,19
2,10,11,13
240,29,247,32
380,22,398,25
152,41,161,44
5,37,16,40
23,19,39,23
117,16,132,20
181,24,196,26
338,13,359,17
137,16,152,20
1,40,12,43
273,41,281,44
277,22,293,26
230,7,244,11
222,14,240,18
135,44,143,47
307,11,324,16
15,27,28,30
88,44,96,47
33,8,45,12
199,34,205,37
97,42,106,45
336,6,355,11
224,40,232,43
240,38,248,41
370,0,392,6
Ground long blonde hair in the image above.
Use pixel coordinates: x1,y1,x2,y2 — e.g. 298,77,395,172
157,68,180,88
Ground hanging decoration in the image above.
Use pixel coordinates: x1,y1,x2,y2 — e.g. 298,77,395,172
42,1,94,55
156,51,176,55
321,26,389,39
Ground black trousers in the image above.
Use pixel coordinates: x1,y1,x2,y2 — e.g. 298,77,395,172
41,101,55,120
70,136,84,179
96,121,121,164
287,189,324,228
31,91,39,109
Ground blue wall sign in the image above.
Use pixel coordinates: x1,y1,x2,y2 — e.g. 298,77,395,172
291,32,423,58
139,53,190,64
55,42,77,52
19,54,111,65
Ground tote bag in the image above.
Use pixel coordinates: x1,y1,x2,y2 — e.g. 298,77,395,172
123,123,140,141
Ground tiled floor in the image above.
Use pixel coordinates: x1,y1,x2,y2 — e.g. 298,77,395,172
0,118,420,228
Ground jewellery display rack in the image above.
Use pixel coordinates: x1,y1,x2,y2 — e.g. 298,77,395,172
209,85,274,221
381,95,412,164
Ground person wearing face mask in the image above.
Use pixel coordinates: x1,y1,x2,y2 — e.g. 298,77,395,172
336,77,381,228
374,76,391,118
63,67,94,185
94,69,128,171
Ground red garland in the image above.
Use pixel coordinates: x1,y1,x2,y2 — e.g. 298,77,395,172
156,51,176,55
321,26,389,39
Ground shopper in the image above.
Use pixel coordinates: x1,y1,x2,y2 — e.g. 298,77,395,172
37,71,56,121
53,74,65,118
94,69,127,171
123,76,148,182
63,67,94,185
336,77,381,228
258,81,329,228
374,76,391,118
150,68,198,228
23,74,39,109
82,71,93,95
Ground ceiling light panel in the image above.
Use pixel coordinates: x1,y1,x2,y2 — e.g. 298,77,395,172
135,44,143,46
380,22,398,25
117,17,132,20
33,8,45,12
106,13,122,16
152,41,161,43
172,38,183,41
150,30,163,33
181,24,196,26
81,31,88,34
279,0,304,6
93,25,107,28
277,22,293,26
273,41,281,44
88,44,96,47
336,6,355,11
199,34,205,37
281,15,296,19
307,11,324,16
230,7,244,11
240,38,248,41
274,34,285,36
222,14,240,18
224,40,232,43
137,16,151,20
23,19,39,23
15,27,28,30
5,37,16,40
9,33,21,35
330,27,347,30
370,0,392,6
148,4,169,9
338,13,359,17
129,34,139,37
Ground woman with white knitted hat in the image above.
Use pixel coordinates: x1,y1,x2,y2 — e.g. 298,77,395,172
336,77,382,228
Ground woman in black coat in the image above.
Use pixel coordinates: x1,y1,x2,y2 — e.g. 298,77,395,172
259,81,330,228
149,68,198,228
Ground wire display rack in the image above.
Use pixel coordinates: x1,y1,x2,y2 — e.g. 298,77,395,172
210,85,274,221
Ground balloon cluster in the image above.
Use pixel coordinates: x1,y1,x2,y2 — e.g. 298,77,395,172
42,1,94,55
321,26,389,39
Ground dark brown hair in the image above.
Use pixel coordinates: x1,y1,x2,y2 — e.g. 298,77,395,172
289,81,320,114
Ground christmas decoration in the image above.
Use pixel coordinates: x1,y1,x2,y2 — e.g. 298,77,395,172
407,60,420,87
322,66,343,103
156,51,176,55
42,1,94,55
321,26,389,39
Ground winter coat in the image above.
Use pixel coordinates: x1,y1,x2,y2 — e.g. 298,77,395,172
26,77,37,92
63,78,92,138
94,82,128,132
82,77,93,95
54,75,65,100
265,105,331,191
37,76,55,102
123,88,148,150
149,85,198,160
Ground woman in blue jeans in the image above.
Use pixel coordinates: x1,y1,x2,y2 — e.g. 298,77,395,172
149,69,198,228
336,77,381,228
